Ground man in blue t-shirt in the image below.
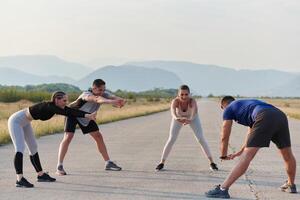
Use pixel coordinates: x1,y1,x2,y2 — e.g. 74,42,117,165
206,96,297,198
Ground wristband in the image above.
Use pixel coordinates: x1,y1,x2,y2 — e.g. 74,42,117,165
219,156,228,159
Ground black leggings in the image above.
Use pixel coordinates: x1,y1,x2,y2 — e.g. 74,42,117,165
14,152,43,174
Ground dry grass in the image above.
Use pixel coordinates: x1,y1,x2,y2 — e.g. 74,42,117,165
263,98,300,120
209,97,300,120
0,99,170,145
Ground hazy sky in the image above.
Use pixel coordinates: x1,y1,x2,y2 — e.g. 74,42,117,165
0,0,299,71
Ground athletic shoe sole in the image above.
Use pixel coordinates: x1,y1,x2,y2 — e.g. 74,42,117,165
15,184,34,188
280,188,297,193
105,168,122,171
205,195,230,199
209,167,218,172
37,179,56,182
56,171,67,176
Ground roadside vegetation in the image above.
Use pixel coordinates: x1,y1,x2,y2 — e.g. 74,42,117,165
207,94,300,120
0,84,177,145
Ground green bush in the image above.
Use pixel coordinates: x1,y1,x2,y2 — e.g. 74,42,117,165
0,84,83,103
0,88,50,102
0,85,178,103
146,97,154,102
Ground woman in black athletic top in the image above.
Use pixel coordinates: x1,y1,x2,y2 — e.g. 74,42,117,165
8,91,96,188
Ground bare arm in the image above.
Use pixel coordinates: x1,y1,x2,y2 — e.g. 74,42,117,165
170,99,180,120
220,120,233,159
83,94,119,105
182,99,197,125
105,94,126,107
188,99,198,121
106,94,121,100
95,96,119,104
51,105,96,121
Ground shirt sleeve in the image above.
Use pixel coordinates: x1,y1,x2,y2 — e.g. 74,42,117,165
80,91,93,100
223,107,234,120
50,104,88,117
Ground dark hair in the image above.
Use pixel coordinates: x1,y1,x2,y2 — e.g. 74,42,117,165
93,79,106,87
221,96,235,105
179,85,190,93
51,91,66,103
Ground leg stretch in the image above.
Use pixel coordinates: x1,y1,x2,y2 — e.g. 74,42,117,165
90,131,110,161
221,147,259,189
279,147,296,185
189,115,213,162
160,119,182,163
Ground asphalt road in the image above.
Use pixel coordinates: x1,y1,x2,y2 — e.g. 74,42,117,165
0,99,299,200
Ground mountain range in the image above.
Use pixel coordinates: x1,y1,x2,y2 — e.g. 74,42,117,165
0,55,299,97
76,65,182,91
0,55,92,79
127,61,300,96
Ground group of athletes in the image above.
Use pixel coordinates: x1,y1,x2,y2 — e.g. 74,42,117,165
7,79,297,198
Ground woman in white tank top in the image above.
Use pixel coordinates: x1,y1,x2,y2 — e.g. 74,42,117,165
155,85,218,171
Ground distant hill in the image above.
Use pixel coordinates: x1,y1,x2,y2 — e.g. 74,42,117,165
1,55,299,97
77,65,182,91
0,83,81,93
265,77,300,97
0,68,75,86
23,83,82,93
0,55,92,79
127,61,298,97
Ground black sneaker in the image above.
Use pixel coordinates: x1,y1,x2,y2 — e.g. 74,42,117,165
280,180,297,193
155,163,164,171
37,173,56,182
105,161,122,171
210,163,219,171
16,177,34,188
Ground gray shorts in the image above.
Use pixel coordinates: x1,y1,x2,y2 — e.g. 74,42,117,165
247,108,291,149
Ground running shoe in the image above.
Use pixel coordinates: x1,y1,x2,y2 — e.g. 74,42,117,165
210,163,219,171
16,177,34,188
105,161,122,171
279,180,297,193
205,185,230,199
37,172,56,182
56,165,67,176
155,163,164,171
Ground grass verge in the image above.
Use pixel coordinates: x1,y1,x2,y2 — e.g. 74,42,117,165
0,99,170,145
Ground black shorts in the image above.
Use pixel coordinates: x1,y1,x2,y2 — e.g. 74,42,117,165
246,108,291,149
64,116,99,134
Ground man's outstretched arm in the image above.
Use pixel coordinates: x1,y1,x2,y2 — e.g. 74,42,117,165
220,120,233,159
